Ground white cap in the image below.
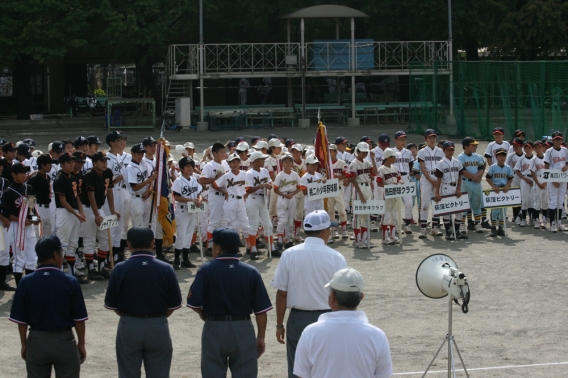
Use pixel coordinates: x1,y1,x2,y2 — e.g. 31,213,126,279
279,153,294,161
291,144,303,152
356,142,370,153
32,150,43,158
382,148,399,160
303,210,338,231
329,144,338,151
15,141,23,147
282,147,289,154
236,142,249,152
268,139,283,148
184,142,195,149
305,155,319,165
175,145,186,154
255,141,268,150
325,268,365,293
227,152,241,162
247,148,255,155
249,151,269,162
48,143,53,151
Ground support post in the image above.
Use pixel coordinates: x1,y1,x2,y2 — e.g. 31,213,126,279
448,0,453,116
301,18,306,120
336,18,340,105
287,20,293,108
350,17,356,123
197,0,207,130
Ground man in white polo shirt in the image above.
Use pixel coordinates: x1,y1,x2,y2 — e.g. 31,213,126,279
294,268,393,378
271,210,348,378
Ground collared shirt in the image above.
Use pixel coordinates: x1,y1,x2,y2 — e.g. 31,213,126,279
9,264,88,330
186,254,272,316
104,251,182,316
486,163,514,186
271,237,347,310
505,152,524,175
81,157,93,175
107,151,132,191
370,146,385,166
293,310,393,378
337,150,354,165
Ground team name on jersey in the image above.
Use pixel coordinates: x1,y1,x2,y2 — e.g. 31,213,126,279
440,166,461,173
382,172,398,180
423,156,442,162
136,171,148,182
239,165,250,171
333,168,343,174
534,159,545,171
253,176,269,186
226,178,245,188
492,173,509,179
279,178,298,188
395,157,412,164
520,163,531,172
356,168,371,175
552,156,567,164
181,186,199,196
462,161,480,167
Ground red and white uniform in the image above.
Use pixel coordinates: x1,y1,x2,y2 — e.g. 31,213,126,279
245,168,273,238
327,159,348,223
393,146,414,220
215,170,250,237
273,170,301,243
377,165,402,225
301,172,324,214
544,146,568,210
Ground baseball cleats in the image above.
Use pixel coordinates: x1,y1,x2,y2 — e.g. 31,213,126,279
189,244,200,253
87,271,104,281
459,223,466,234
99,269,111,279
181,260,196,268
0,281,16,291
431,228,443,236
519,220,527,227
514,216,521,225
342,230,349,238
157,255,173,264
490,227,497,237
391,236,400,244
250,252,259,260
445,233,455,241
284,242,294,249
404,225,412,234
467,221,475,231
74,274,88,285
558,223,567,231
173,260,181,270
533,220,540,229
382,237,395,245
419,228,427,238
497,227,506,236
456,233,469,239
475,223,483,233
481,220,492,229
328,237,334,244
205,248,213,257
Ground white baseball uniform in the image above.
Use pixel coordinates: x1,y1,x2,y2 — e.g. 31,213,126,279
104,151,130,248
435,157,465,225
337,150,354,211
393,146,415,221
417,146,444,227
172,175,202,250
347,158,373,243
301,172,325,214
327,159,347,224
214,170,250,237
201,160,230,234
273,170,301,243
532,154,549,213
484,141,511,164
245,168,273,237
126,159,151,228
543,146,568,213
514,155,536,212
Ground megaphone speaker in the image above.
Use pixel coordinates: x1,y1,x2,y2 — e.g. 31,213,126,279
416,254,458,299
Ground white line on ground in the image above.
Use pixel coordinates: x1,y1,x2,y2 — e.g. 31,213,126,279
393,361,568,375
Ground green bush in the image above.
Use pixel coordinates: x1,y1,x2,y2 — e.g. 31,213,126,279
93,89,107,97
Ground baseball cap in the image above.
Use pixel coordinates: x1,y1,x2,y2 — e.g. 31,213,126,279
492,127,504,135
325,267,365,293
59,152,75,164
178,157,195,169
424,129,437,137
211,228,240,253
87,135,103,145
329,144,338,151
249,151,269,162
142,136,157,146
360,136,372,142
495,148,508,156
552,131,564,140
226,152,241,162
127,227,154,244
355,142,370,153
382,148,399,159
284,139,295,148
73,136,89,148
291,144,303,152
72,151,87,162
16,143,32,159
51,140,65,153
91,152,110,162
0,138,6,146
305,155,319,165
268,139,283,148
512,137,523,146
303,210,338,231
335,136,348,145
37,154,58,167
131,143,146,154
394,131,407,140
267,134,279,142
106,131,125,144
255,141,268,150
12,162,31,174
461,137,479,146
184,142,195,149
280,153,294,162
0,157,6,165
443,141,455,150
523,140,534,148
513,129,525,138
227,141,236,148
2,142,16,153
236,142,249,152
378,134,391,144
235,137,246,144
35,235,62,260
22,138,35,147
251,136,261,145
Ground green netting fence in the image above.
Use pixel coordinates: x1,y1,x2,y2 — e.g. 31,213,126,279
408,61,568,141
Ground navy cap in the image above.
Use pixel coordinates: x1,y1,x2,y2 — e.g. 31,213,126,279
552,131,564,140
211,228,240,253
284,139,295,148
22,138,35,147
461,136,479,146
251,136,261,145
335,136,348,144
360,136,372,142
127,227,154,243
106,131,125,144
59,152,75,164
131,143,146,154
37,154,58,167
0,138,6,146
178,157,195,169
12,162,31,174
227,141,236,148
492,127,504,135
235,137,246,144
35,235,62,260
394,131,407,140
73,136,89,148
87,135,103,145
2,142,16,152
512,137,524,146
16,143,32,159
91,152,110,162
495,147,508,156
51,140,65,153
142,136,157,146
267,134,278,141
72,151,87,162
0,157,6,165
378,134,391,144
424,129,437,137
513,129,525,138
443,141,455,150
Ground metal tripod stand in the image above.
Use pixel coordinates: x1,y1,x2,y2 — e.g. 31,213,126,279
422,295,469,378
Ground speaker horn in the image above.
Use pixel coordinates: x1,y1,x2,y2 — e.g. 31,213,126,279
415,254,458,299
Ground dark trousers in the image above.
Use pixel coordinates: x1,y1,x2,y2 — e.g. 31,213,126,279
286,310,327,378
26,329,80,378
201,320,257,378
116,317,173,378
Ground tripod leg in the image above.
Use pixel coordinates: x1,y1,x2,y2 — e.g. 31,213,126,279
451,338,470,378
422,338,447,378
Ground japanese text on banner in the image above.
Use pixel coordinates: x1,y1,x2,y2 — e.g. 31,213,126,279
384,182,416,199
352,200,386,215
307,178,340,200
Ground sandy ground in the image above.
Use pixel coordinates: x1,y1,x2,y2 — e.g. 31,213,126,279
0,124,567,377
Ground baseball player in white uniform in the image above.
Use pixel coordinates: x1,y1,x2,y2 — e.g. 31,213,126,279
266,138,283,222
346,142,374,248
543,131,568,232
273,153,301,250
335,137,354,213
236,142,251,171
172,157,202,269
327,144,348,240
291,144,306,241
506,137,525,223
392,131,415,233
126,143,157,228
484,127,511,166
376,148,403,245
513,141,536,227
531,141,549,228
301,155,326,214
417,129,444,238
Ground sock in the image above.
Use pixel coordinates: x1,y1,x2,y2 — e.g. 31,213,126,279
354,228,361,243
474,214,481,223
191,233,197,245
66,255,76,276
549,209,556,224
182,249,190,262
112,247,119,264
97,249,108,272
206,232,213,248
381,225,388,240
404,219,411,227
269,235,275,250
174,249,182,261
78,237,83,248
454,218,462,231
248,235,257,250
421,220,428,228
173,235,177,244
341,221,347,232
294,220,302,237
513,207,519,219
0,265,7,283
390,225,396,238
119,239,127,254
14,272,23,285
155,238,164,256
361,227,368,243
85,253,95,272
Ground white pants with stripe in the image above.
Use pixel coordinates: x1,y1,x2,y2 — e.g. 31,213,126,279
327,191,347,222
276,195,296,241
11,222,37,273
0,226,12,266
246,194,272,237
83,207,110,255
130,195,152,228
520,178,536,210
225,197,250,237
353,183,372,228
56,208,81,258
103,186,124,248
207,193,227,234
420,177,438,222
534,183,549,211
174,205,198,250
37,205,52,237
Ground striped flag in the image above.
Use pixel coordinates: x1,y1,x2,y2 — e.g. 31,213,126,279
154,139,176,246
314,121,334,179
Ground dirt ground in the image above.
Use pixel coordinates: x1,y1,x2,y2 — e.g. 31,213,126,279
0,124,567,377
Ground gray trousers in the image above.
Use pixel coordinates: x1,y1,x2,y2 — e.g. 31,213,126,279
116,317,173,378
26,329,80,378
201,320,257,378
286,310,327,378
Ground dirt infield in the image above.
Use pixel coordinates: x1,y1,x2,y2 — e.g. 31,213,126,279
0,125,566,377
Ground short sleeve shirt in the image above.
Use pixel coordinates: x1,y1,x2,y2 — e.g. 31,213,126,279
172,175,202,200
245,168,272,195
544,147,568,169
215,170,248,197
484,141,511,162
201,160,230,197
417,146,444,175
457,152,486,177
273,170,301,193
53,171,79,209
393,147,414,174
486,164,514,187
265,156,282,175
1,183,36,218
300,172,323,190
532,155,546,177
126,160,149,195
377,165,401,185
346,159,373,184
514,155,535,176
83,168,114,209
435,157,464,184
27,172,52,205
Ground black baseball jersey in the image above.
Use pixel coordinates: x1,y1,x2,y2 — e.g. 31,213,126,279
74,171,85,205
27,172,51,205
83,168,114,209
1,161,13,183
53,171,80,209
0,183,36,218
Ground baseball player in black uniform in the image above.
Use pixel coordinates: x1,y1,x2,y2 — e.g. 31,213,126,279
1,142,17,182
0,157,15,290
27,154,58,238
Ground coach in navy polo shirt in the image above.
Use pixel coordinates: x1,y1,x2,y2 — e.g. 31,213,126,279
9,235,88,377
104,227,182,378
187,228,272,378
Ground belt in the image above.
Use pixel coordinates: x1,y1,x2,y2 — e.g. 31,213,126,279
291,308,331,313
85,205,102,210
38,204,50,208
30,328,72,332
213,191,223,196
445,182,457,187
525,174,532,177
230,195,243,200
206,315,251,321
358,182,370,186
400,172,408,176
251,192,264,196
121,313,166,318
133,194,142,198
462,178,473,182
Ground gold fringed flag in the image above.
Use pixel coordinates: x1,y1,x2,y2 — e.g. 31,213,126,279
314,121,334,179
154,138,176,246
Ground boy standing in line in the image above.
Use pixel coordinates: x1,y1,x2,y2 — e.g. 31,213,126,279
485,148,514,237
